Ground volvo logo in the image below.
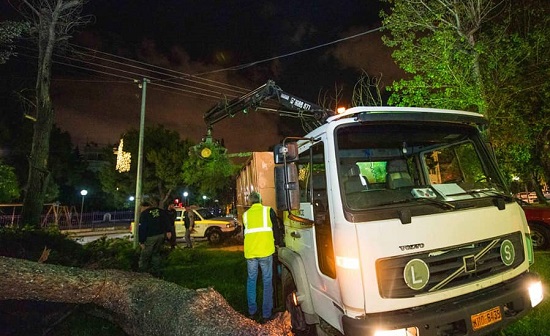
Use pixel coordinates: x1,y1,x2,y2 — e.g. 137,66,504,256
399,243,425,251
463,255,476,273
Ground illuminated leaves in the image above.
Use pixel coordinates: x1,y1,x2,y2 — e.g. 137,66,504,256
0,161,20,203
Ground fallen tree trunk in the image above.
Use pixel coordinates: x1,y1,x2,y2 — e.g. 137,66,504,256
0,256,292,335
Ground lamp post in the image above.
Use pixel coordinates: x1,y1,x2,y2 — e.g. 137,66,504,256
202,195,207,207
80,189,88,228
183,191,189,206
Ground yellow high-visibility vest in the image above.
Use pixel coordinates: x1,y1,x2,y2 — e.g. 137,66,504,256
243,203,275,259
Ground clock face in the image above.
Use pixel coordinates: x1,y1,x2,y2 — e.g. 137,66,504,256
201,148,212,158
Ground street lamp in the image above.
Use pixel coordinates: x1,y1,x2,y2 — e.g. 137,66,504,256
80,189,88,228
202,195,207,207
183,191,189,206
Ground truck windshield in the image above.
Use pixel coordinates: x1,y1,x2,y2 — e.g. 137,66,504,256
336,122,508,210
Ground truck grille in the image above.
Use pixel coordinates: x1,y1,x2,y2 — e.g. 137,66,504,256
376,232,524,298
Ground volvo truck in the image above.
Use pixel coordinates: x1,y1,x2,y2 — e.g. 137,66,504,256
204,81,544,336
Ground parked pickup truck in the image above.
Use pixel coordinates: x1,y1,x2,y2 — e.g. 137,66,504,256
173,207,241,244
522,202,550,250
130,207,241,245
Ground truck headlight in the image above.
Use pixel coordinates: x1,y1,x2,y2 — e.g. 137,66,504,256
528,281,543,307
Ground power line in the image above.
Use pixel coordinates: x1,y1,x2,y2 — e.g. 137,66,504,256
12,25,382,106
17,45,243,101
195,26,382,76
68,43,251,94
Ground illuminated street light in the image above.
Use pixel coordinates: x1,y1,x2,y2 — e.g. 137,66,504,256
202,195,207,207
129,196,135,201
183,191,189,206
80,189,88,228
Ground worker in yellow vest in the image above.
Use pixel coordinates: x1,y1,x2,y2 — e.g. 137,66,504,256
243,191,283,322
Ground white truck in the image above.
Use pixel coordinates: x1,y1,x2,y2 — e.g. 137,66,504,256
204,81,544,336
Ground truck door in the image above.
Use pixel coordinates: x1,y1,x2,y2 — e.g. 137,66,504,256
305,142,336,278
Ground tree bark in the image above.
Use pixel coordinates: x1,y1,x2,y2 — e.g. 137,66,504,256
0,256,292,336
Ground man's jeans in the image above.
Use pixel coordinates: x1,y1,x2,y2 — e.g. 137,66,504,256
185,227,193,247
139,234,165,274
246,254,273,319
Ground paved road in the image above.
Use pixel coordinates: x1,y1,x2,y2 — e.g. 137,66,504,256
73,231,132,244
63,227,131,244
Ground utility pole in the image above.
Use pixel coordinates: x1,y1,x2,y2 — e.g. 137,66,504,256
133,78,149,248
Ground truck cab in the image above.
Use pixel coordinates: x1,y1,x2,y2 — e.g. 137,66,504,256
276,106,543,336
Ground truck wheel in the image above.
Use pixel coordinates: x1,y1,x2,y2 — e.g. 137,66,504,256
529,223,550,250
281,267,317,336
207,228,223,245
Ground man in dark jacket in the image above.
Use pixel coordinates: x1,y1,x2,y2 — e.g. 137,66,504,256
138,201,171,275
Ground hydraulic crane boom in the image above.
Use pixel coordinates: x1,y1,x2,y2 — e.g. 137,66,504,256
204,80,334,133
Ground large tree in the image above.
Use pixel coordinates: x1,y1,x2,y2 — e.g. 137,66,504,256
381,0,550,192
183,132,240,202
99,125,192,209
480,1,550,197
14,0,89,226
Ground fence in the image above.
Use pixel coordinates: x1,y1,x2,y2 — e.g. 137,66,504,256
0,210,134,230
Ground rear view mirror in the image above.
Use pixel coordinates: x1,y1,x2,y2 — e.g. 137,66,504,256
275,163,300,210
274,142,299,164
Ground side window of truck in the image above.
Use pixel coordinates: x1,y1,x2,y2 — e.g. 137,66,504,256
309,142,336,278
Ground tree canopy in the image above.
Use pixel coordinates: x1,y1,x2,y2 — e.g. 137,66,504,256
380,0,550,192
0,20,29,64
183,133,240,200
0,161,20,203
99,125,191,209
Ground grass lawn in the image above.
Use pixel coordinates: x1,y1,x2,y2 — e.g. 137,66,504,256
42,238,550,335
488,251,550,336
163,242,550,336
162,240,250,315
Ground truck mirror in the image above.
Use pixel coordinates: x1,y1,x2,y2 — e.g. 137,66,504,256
275,163,300,210
274,142,299,164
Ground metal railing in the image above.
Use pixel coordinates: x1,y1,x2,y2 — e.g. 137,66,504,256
0,210,134,230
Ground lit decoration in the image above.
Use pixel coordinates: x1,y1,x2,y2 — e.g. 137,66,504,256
190,129,227,160
115,139,131,172
201,147,212,158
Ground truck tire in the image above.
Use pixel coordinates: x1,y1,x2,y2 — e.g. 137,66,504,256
281,266,317,336
206,228,223,245
529,222,550,250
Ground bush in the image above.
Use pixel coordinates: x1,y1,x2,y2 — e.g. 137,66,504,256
0,227,140,271
0,226,89,266
83,237,139,271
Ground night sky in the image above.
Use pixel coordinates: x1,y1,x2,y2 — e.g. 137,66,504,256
1,0,404,154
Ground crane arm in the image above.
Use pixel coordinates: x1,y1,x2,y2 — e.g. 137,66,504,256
204,80,334,132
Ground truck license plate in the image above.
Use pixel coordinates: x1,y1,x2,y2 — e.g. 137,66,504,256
471,306,502,331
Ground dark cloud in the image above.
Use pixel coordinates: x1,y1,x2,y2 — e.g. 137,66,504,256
330,28,406,88
5,0,401,153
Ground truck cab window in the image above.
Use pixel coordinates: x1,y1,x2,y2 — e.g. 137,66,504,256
298,141,335,278
336,123,507,214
